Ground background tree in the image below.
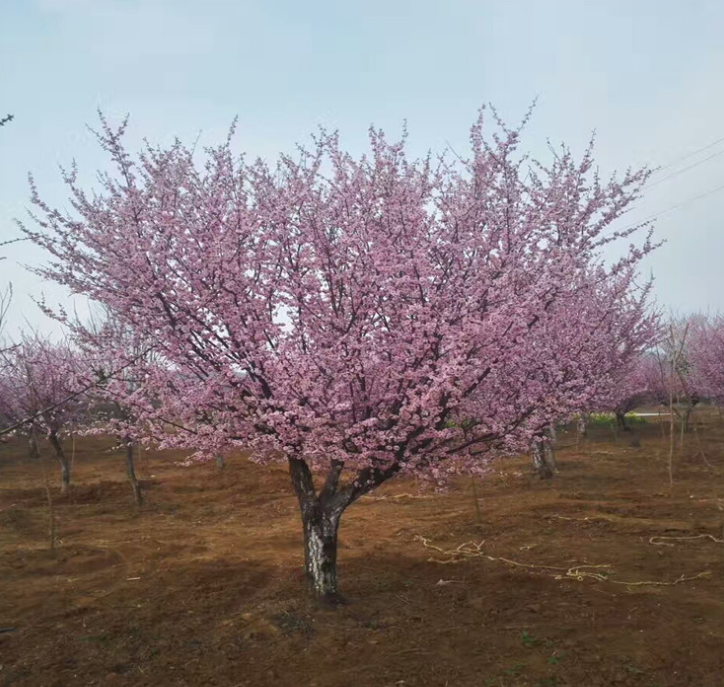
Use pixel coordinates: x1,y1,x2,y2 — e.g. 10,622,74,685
0,336,86,493
688,314,724,408
595,352,661,431
68,311,155,506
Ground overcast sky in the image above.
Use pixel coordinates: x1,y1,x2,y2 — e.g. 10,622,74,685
1,0,723,339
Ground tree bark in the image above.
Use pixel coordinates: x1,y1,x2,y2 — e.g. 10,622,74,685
682,405,693,434
289,457,345,600
28,424,40,460
577,415,588,438
124,438,143,506
48,431,70,495
545,426,557,471
302,504,342,598
615,411,630,431
288,456,400,602
532,441,554,479
215,453,225,471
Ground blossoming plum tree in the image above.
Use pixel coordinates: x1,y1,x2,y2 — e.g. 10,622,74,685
689,314,724,408
0,336,86,492
67,312,156,505
598,353,662,431
23,111,658,599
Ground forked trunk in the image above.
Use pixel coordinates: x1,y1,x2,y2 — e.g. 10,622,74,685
288,455,400,602
124,438,143,506
615,411,630,431
48,431,70,495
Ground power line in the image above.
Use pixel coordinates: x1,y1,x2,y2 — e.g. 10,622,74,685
618,180,724,232
644,147,724,190
651,134,724,176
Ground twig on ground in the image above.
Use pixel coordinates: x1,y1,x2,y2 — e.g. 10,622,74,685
414,535,712,588
610,572,711,587
649,533,723,546
361,493,433,501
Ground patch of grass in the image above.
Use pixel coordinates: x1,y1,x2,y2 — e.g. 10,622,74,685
623,659,646,675
521,630,540,647
78,633,112,645
535,678,560,687
503,662,525,676
586,412,648,427
623,413,649,426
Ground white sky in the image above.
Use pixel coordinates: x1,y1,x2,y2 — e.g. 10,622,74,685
1,0,723,339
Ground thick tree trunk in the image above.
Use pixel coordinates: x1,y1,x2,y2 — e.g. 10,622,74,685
302,507,341,598
288,455,400,602
532,442,554,479
289,457,346,601
48,431,70,495
615,411,630,431
124,438,143,506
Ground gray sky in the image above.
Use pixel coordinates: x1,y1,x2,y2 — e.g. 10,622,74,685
1,0,723,339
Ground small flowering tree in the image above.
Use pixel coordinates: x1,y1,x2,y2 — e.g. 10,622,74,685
67,312,156,506
657,320,702,433
689,314,724,408
596,353,661,431
0,336,86,492
23,111,658,599
517,277,660,476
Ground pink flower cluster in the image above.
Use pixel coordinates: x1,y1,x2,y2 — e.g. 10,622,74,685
21,111,659,486
0,336,86,438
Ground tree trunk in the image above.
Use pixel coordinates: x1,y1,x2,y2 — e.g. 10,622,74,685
48,431,70,495
615,411,630,431
682,405,693,434
215,454,225,470
532,442,554,479
577,415,587,438
545,426,557,471
289,457,346,600
544,440,556,473
287,455,400,602
124,438,143,506
28,425,40,460
302,506,341,598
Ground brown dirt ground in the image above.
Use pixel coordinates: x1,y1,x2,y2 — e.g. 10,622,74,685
1,413,723,687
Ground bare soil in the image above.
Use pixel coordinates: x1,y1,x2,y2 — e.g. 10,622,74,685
1,415,723,687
